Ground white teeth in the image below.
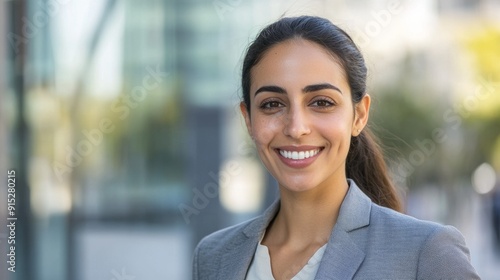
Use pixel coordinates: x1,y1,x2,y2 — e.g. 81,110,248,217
279,149,320,160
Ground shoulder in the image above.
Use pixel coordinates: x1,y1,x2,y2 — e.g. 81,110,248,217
194,217,256,255
367,204,480,279
194,198,278,256
369,202,464,251
192,216,262,280
370,202,443,236
414,219,480,279
193,220,250,279
193,200,279,279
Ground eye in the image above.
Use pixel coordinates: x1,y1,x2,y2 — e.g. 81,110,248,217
260,100,284,110
310,98,335,108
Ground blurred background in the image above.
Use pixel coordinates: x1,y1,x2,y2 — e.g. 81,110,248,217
0,0,499,279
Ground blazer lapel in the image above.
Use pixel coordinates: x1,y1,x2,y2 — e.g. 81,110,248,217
218,234,261,280
216,180,371,279
315,180,372,279
315,227,365,279
217,200,280,280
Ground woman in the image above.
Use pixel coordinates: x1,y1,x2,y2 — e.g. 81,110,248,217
193,16,480,280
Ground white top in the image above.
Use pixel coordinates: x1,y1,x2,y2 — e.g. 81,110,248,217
245,240,327,280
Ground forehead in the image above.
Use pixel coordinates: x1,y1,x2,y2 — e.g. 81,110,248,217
249,38,348,92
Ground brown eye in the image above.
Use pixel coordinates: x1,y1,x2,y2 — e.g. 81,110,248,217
316,100,329,107
268,101,281,108
260,100,284,109
310,99,334,107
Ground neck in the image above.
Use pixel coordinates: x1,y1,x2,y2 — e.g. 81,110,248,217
264,178,349,248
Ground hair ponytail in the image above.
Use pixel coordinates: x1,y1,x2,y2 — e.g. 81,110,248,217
347,129,402,212
242,16,403,212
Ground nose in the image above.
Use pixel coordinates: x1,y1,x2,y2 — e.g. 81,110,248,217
282,106,311,139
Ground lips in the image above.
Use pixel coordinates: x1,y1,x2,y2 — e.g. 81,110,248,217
275,146,324,168
279,148,320,160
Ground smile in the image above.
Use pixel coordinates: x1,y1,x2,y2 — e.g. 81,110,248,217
279,149,321,160
275,146,324,169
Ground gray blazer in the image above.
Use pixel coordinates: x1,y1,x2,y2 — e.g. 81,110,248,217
193,180,480,279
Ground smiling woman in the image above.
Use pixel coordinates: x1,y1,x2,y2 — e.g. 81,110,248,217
243,38,364,200
193,16,480,280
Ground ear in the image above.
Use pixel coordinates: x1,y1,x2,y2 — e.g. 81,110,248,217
352,94,370,136
240,102,253,138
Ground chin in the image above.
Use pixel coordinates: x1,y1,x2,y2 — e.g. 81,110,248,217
278,179,318,193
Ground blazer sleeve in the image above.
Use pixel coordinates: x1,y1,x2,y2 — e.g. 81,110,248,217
193,239,211,280
416,225,480,279
192,236,219,280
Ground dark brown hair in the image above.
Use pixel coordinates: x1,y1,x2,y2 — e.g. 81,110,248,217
241,15,402,212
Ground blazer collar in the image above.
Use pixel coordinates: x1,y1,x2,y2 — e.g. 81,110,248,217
217,200,280,279
335,179,371,232
218,179,371,279
315,179,371,279
243,199,280,238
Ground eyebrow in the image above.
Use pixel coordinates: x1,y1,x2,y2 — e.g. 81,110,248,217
254,83,342,96
254,85,286,95
304,83,342,94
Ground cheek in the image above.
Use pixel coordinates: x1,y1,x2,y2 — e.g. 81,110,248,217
314,113,353,140
250,115,283,146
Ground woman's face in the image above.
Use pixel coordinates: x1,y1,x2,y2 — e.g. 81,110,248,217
241,39,370,194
